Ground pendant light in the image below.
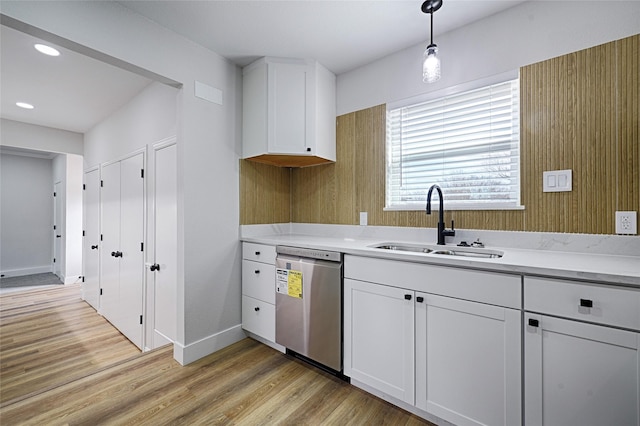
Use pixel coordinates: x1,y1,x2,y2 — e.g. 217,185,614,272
422,0,443,83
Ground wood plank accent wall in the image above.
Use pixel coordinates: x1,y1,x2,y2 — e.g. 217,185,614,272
240,34,639,235
239,160,290,224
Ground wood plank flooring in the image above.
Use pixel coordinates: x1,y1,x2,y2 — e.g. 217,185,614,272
0,284,141,405
0,285,434,425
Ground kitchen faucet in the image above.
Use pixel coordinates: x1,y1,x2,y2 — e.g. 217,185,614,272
426,184,455,245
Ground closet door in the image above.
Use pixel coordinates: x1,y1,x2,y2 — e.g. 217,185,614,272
117,153,145,348
82,169,101,310
100,161,121,323
153,143,177,343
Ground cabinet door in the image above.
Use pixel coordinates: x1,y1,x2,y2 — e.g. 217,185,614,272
416,293,521,426
344,279,415,405
267,61,308,155
82,168,100,311
525,313,640,426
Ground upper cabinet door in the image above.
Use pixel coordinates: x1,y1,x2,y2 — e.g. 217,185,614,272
267,61,308,155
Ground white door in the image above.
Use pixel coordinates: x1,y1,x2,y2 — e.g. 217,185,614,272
82,169,100,310
117,153,145,349
416,293,521,426
343,278,415,405
525,313,640,426
100,161,121,323
53,182,62,279
153,143,177,343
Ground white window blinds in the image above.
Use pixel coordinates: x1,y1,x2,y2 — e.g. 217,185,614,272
386,78,521,210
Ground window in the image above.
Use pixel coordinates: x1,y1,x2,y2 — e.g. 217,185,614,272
386,77,521,210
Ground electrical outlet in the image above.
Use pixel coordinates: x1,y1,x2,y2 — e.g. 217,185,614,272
615,211,637,235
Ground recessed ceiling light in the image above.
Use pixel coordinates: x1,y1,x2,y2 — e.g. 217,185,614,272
34,43,60,57
16,102,35,109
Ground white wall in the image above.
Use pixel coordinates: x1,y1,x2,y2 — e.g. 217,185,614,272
0,118,83,155
337,1,640,115
0,1,244,364
84,82,176,168
0,154,53,276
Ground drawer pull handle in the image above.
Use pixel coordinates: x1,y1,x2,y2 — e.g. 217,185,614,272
254,307,260,312
416,296,424,303
528,318,539,327
580,298,593,308
254,270,260,274
404,294,412,301
255,251,261,256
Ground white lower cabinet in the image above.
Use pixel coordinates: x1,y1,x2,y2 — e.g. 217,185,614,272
241,243,278,343
344,279,415,405
524,276,640,426
416,293,521,426
344,256,522,426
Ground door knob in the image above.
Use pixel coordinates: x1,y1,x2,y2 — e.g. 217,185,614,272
91,245,98,250
150,264,160,272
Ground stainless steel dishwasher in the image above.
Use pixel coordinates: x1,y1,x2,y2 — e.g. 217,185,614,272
275,246,343,372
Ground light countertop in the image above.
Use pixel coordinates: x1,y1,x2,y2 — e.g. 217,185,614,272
241,225,640,287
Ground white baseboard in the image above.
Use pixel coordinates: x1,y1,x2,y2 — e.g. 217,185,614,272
173,324,245,365
244,331,286,353
1,265,52,278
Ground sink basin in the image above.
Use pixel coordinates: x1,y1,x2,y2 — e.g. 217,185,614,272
370,243,503,259
372,243,433,254
430,248,503,259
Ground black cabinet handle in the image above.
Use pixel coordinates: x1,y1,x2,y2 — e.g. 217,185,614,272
91,245,98,250
580,298,593,308
254,270,260,274
150,264,160,272
56,235,61,238
528,318,539,327
416,296,424,303
255,251,261,256
404,294,412,301
254,306,260,312
111,251,116,257
112,251,123,258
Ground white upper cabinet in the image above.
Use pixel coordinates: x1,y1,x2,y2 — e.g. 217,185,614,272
242,57,336,167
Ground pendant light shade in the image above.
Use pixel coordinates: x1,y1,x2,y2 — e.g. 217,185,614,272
423,44,440,83
421,0,443,83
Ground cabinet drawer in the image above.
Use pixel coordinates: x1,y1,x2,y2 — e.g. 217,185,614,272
524,277,640,330
242,295,275,342
242,260,275,304
243,242,276,264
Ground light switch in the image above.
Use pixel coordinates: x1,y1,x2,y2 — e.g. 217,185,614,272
543,169,572,192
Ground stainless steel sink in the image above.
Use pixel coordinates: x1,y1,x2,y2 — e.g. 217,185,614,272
372,243,433,254
430,248,503,259
370,243,503,259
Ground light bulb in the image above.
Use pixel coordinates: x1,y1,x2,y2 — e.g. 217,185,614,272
422,44,441,83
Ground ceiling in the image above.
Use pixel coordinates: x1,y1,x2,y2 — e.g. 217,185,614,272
1,0,527,136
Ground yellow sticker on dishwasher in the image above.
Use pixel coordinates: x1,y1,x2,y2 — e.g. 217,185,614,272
275,268,303,299
287,270,303,298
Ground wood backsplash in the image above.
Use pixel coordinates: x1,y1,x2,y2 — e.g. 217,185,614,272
240,34,639,234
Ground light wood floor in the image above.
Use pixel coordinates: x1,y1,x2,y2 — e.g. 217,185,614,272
0,285,434,425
